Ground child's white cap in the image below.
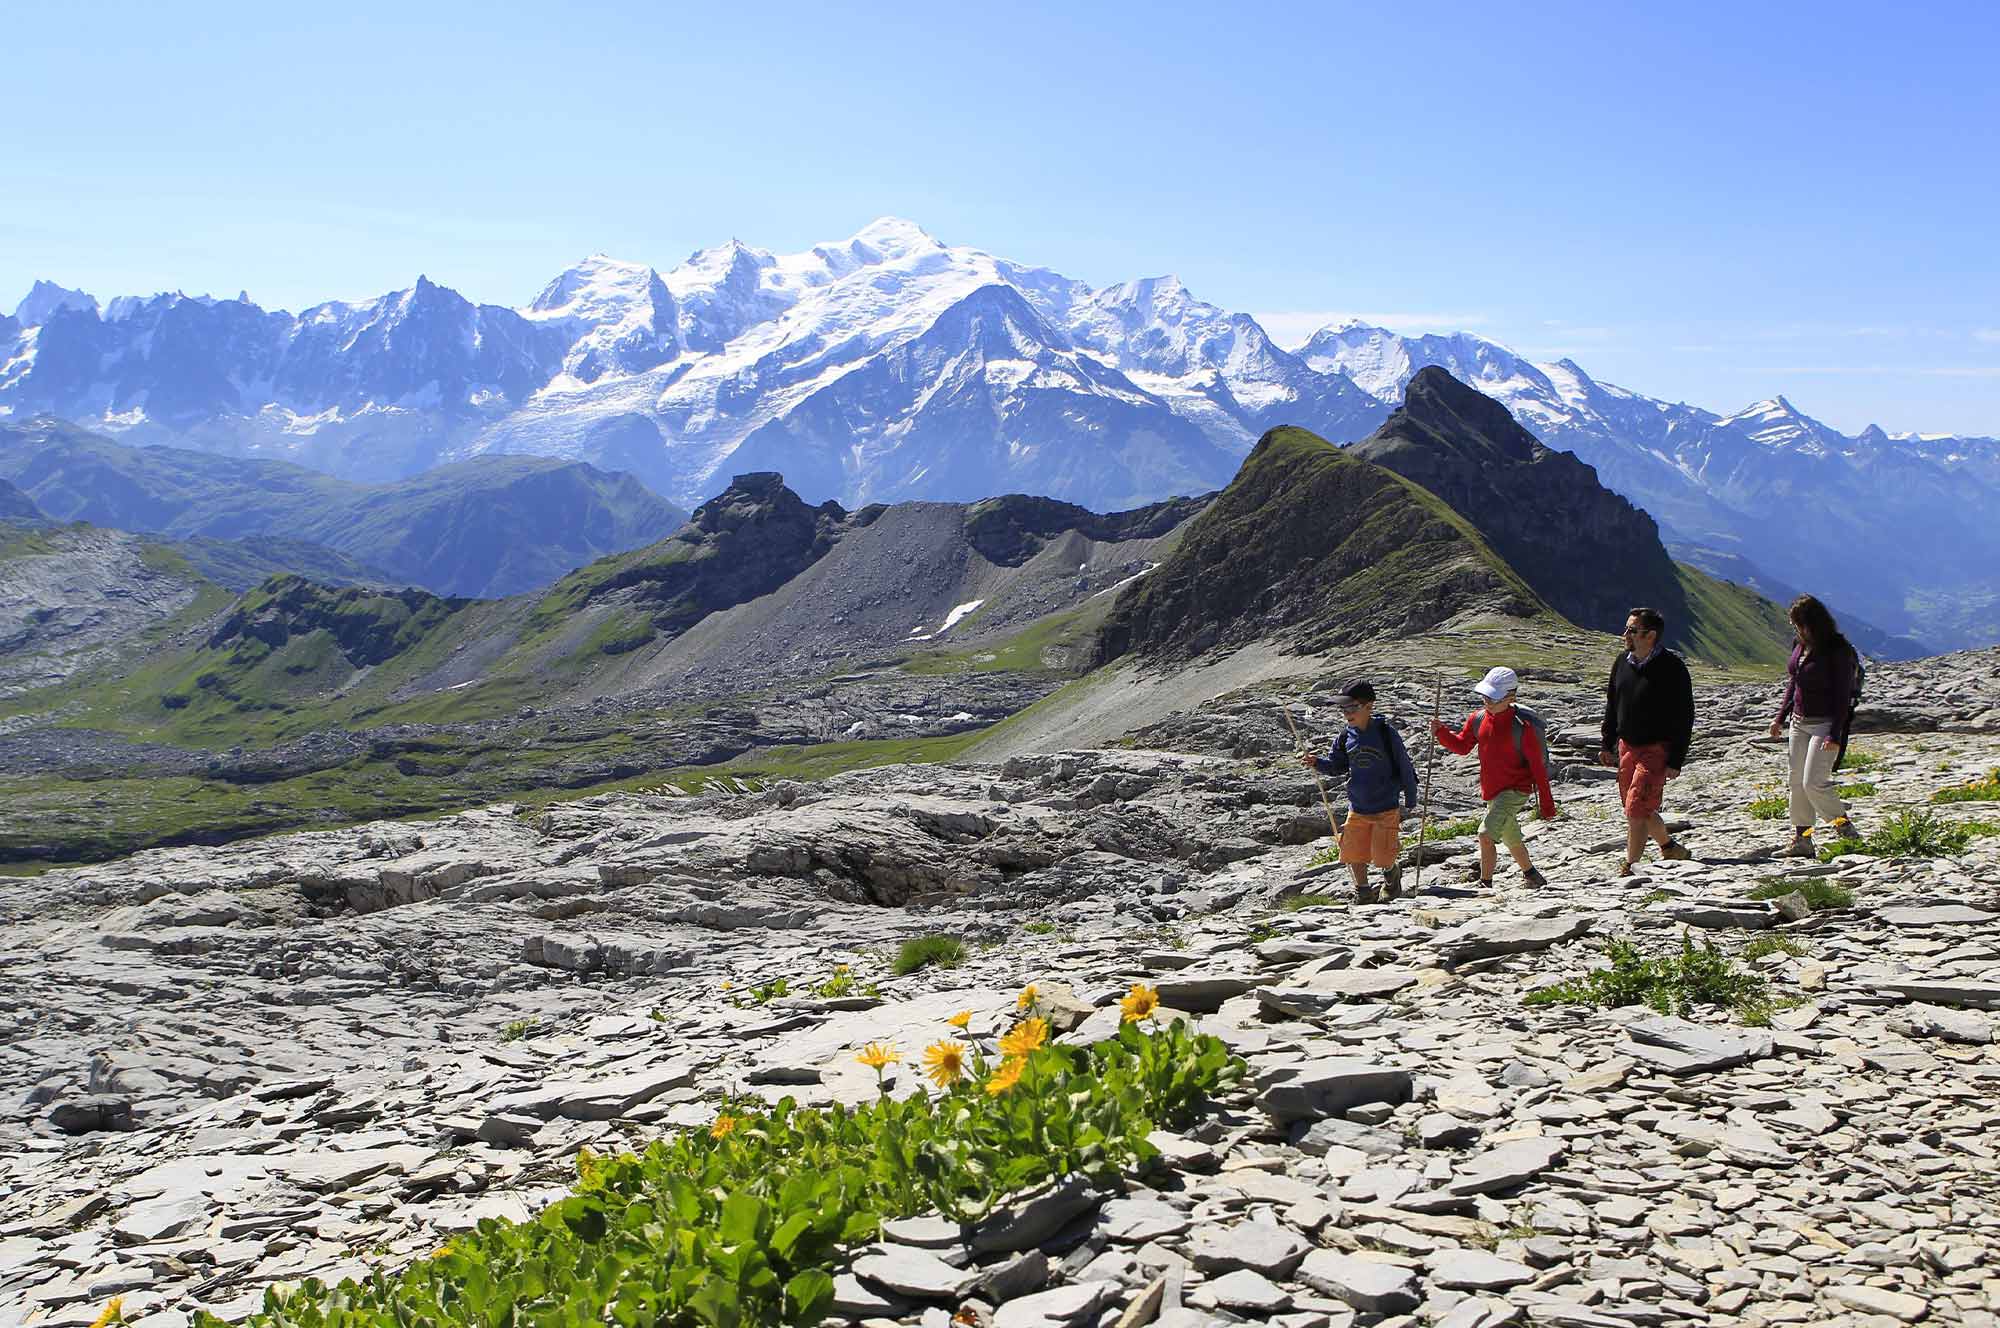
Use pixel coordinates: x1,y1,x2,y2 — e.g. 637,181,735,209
1474,666,1518,700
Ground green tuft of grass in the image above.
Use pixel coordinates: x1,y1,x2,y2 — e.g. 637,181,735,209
892,935,967,976
1741,934,1810,961
1307,844,1340,868
1748,877,1855,910
1839,748,1885,772
1837,782,1877,798
1747,789,1789,820
1281,892,1342,912
500,1018,540,1042
1405,816,1480,848
1021,920,1057,935
1637,888,1673,905
1525,935,1769,1022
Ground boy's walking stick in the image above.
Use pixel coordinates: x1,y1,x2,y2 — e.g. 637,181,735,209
1280,703,1341,840
1412,672,1443,894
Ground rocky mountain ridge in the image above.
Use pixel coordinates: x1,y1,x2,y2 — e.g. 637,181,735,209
0,418,690,599
8,220,1993,646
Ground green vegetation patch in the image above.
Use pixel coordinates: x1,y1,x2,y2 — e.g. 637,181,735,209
1746,783,1789,821
1671,563,1792,670
1281,892,1342,911
1406,816,1480,848
1839,747,1885,772
1526,935,1771,1022
892,935,967,976
195,1020,1239,1328
1748,877,1855,911
1817,807,2000,862
1741,935,1810,962
902,605,1101,676
1933,767,2000,804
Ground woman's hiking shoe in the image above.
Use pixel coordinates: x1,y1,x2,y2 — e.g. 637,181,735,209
1523,868,1549,889
1780,830,1816,858
1660,840,1693,861
1830,816,1862,842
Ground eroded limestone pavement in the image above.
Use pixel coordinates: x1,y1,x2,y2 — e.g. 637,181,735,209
4,647,1999,1328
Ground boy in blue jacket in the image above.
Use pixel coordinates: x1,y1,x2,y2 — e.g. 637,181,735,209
1298,681,1420,903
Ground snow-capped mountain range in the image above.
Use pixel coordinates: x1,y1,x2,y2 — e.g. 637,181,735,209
4,218,1996,649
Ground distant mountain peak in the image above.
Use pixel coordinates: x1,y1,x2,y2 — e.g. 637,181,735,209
13,280,100,327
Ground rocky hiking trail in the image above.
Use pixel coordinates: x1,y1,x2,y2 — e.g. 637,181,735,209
3,647,1999,1328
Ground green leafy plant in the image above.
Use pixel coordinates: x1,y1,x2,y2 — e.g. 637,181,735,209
1307,843,1340,868
1403,816,1480,848
1839,747,1885,772
1637,888,1672,905
1933,767,2000,804
1836,782,1877,798
1525,935,1769,1021
1819,807,1998,861
1021,920,1058,935
892,936,967,976
500,1018,539,1042
813,969,855,999
195,1019,1243,1328
1746,783,1788,820
1748,878,1854,910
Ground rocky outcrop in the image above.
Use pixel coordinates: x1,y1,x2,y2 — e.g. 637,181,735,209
1349,368,1777,656
963,493,1210,567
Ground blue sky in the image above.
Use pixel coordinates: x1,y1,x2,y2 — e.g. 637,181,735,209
6,0,1997,435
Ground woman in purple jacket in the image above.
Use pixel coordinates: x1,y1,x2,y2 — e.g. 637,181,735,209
1768,594,1863,857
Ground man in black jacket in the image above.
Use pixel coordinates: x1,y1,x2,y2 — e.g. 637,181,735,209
1597,606,1696,875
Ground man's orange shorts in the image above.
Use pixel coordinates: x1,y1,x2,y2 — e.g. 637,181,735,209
1340,808,1402,868
1618,740,1670,819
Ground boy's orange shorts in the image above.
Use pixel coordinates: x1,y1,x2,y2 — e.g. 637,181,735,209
1340,809,1402,869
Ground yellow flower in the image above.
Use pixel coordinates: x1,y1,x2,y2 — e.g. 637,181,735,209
89,1298,124,1328
1017,983,1039,1011
857,1042,901,1070
924,1040,968,1088
947,1010,972,1030
999,1016,1049,1059
720,980,732,991
835,963,851,975
1120,982,1161,1024
710,1113,738,1139
984,1056,1025,1096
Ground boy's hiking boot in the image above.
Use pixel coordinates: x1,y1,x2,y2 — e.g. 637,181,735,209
1661,839,1693,861
1830,816,1862,842
1381,866,1404,901
1523,868,1549,889
1781,829,1816,858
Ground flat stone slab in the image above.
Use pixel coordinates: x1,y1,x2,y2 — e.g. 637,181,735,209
1186,1221,1309,1277
1619,1014,1774,1075
992,1280,1119,1328
1892,1002,1995,1044
1256,1058,1414,1123
1432,914,1591,965
1297,1248,1421,1313
1878,904,1994,926
1430,1248,1535,1290
1446,1136,1566,1196
1873,978,2000,1009
1151,973,1258,1012
1098,1198,1189,1245
851,1244,978,1300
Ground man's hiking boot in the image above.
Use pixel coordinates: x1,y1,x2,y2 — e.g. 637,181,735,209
1661,839,1693,861
1523,868,1549,889
1830,816,1862,842
1381,866,1404,901
1354,882,1381,905
1780,829,1816,858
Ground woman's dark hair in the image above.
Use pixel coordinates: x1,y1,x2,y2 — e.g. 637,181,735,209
1788,594,1847,652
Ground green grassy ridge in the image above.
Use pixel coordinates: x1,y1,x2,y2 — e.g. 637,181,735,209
1672,563,1792,669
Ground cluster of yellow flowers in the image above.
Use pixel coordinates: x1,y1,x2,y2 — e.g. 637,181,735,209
708,982,1168,1136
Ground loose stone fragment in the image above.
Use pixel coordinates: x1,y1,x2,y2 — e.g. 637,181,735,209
1255,1059,1414,1123
1297,1249,1422,1313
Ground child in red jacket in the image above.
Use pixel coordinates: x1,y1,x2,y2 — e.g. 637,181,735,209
1432,666,1558,889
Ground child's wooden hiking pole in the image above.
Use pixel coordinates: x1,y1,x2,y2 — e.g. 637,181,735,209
1280,703,1341,840
1412,671,1443,894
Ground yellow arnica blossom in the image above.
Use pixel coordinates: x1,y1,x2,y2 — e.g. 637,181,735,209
89,1298,124,1328
984,1056,1025,1096
1017,983,1039,1011
711,1113,738,1139
924,1039,968,1088
835,963,851,975
720,980,732,991
857,1042,901,1070
999,1016,1050,1059
947,1010,972,1030
1120,983,1161,1023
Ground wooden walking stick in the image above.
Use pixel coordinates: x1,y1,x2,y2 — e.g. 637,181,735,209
1412,671,1443,894
1280,702,1341,841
